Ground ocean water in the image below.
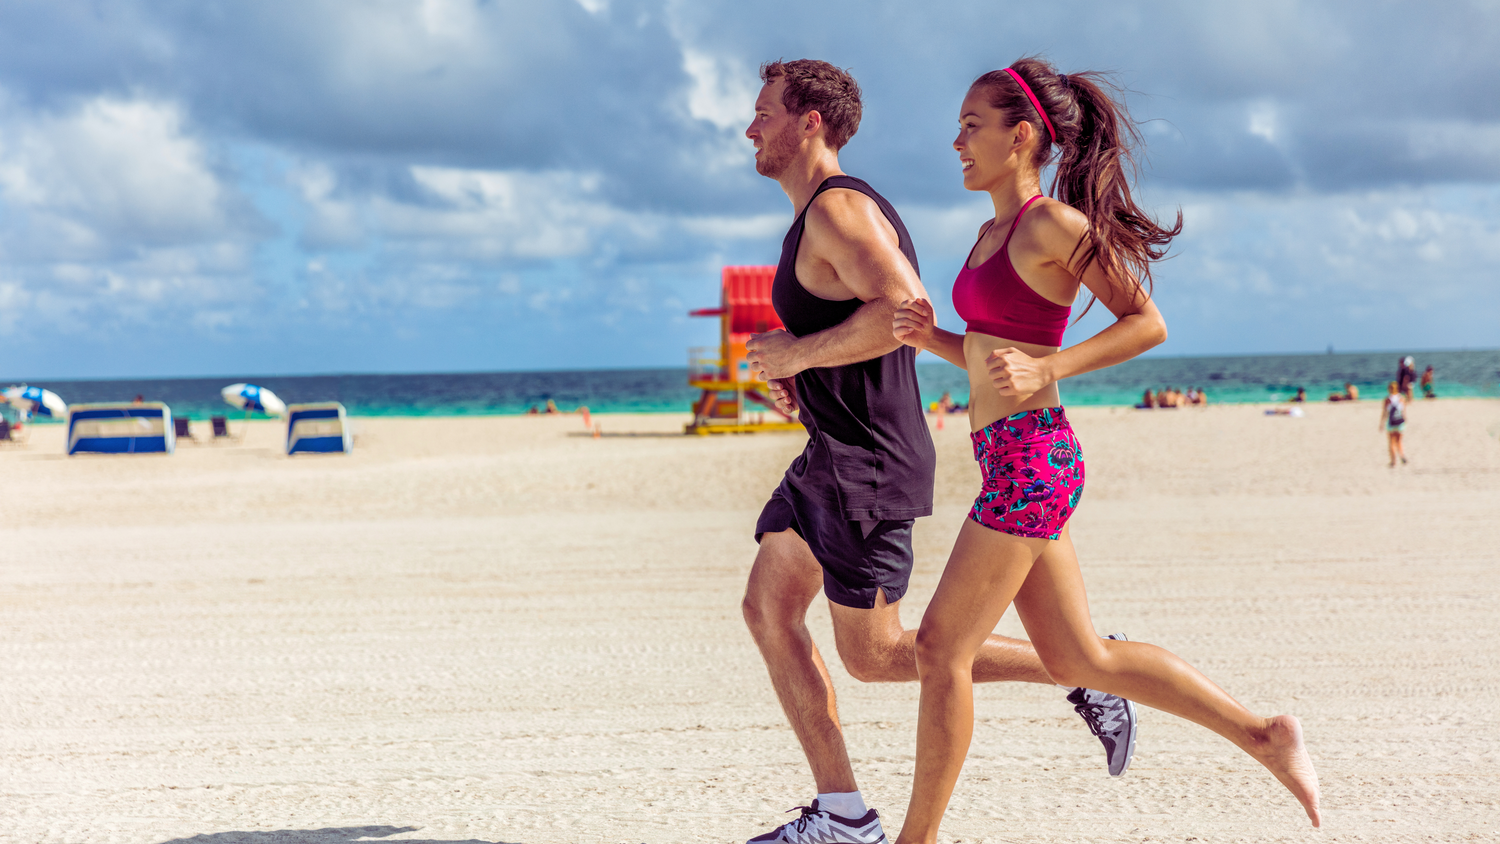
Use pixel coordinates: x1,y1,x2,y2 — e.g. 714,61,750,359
916,348,1500,408
5,349,1497,421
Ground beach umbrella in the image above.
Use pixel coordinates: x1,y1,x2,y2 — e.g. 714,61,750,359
3,385,67,418
221,383,287,416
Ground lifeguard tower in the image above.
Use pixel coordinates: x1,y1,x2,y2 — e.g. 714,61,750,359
685,266,803,435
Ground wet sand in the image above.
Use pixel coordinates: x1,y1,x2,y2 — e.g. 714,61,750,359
3,399,1498,843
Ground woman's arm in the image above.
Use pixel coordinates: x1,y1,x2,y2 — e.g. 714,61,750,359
893,298,966,368
986,202,1167,398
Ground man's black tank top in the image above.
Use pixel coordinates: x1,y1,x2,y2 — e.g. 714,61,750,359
772,175,936,521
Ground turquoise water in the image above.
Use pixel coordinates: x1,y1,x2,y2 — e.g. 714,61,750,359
5,349,1497,422
916,348,1500,408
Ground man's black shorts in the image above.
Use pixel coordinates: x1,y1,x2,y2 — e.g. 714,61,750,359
755,480,915,609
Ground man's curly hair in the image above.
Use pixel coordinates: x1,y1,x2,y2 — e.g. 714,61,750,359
759,59,862,151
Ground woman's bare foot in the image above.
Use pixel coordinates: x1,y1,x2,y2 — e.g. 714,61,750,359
1249,714,1321,827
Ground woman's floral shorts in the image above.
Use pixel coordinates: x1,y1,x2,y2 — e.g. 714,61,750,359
969,407,1084,541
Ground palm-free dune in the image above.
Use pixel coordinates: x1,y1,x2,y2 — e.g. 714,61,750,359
3,399,1499,843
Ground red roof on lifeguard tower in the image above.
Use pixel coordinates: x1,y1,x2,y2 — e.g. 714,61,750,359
721,266,781,335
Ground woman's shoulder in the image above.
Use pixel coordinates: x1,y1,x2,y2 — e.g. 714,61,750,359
1024,196,1087,231
1015,197,1088,254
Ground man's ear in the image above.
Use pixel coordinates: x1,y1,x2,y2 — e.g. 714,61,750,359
801,109,824,139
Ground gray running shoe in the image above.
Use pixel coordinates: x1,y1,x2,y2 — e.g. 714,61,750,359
747,800,887,844
1066,633,1139,777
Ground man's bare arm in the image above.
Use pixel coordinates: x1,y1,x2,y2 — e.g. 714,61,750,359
747,190,925,380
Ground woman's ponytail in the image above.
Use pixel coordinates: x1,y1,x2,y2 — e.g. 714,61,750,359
974,58,1181,305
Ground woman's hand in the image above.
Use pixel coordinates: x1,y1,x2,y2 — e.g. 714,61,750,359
767,378,799,415
987,347,1054,399
893,298,937,350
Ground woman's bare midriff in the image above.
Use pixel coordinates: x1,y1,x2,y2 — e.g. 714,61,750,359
964,331,1062,432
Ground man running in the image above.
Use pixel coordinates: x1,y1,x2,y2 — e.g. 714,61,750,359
740,59,1137,844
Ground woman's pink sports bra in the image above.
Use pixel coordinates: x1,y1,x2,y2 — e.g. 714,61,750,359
952,195,1071,347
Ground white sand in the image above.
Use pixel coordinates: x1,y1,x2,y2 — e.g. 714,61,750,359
3,399,1498,843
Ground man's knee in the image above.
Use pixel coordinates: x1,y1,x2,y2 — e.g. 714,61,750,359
831,597,909,683
741,589,780,636
744,530,821,638
838,639,901,683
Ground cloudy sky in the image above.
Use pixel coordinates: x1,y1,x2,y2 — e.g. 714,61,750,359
1,0,1497,379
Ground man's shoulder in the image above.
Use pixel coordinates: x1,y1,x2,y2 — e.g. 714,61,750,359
804,179,895,246
809,177,883,214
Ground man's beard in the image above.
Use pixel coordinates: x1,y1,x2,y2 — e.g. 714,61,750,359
755,122,801,178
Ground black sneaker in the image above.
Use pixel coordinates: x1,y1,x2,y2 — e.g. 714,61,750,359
747,800,887,843
1067,633,1139,776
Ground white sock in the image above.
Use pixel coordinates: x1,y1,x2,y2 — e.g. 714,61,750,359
817,790,868,819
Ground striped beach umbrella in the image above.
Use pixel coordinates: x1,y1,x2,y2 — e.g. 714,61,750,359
3,385,67,418
221,383,287,416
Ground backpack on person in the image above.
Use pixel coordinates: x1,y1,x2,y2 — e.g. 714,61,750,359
1387,396,1406,427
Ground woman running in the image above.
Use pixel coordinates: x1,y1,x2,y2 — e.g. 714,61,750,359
889,58,1321,840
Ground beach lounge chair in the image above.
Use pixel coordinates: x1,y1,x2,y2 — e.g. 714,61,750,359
211,415,233,442
173,416,195,442
0,418,11,444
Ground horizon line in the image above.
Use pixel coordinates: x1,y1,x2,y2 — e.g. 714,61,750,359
4,345,1496,385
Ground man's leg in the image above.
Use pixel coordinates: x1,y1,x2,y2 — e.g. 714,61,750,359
829,589,1053,685
742,528,858,794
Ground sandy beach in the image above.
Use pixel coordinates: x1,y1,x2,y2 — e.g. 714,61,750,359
3,399,1499,844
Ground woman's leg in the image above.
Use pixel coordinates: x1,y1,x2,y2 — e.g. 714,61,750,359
1388,431,1398,466
1012,526,1321,826
893,521,1047,844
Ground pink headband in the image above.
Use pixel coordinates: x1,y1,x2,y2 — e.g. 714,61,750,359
1003,67,1056,144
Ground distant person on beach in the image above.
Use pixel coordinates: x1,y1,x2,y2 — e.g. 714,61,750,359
1382,381,1408,466
1421,365,1436,399
1292,387,1307,403
1397,356,1417,402
890,57,1319,840
739,58,1133,844
1136,388,1154,408
1329,382,1359,402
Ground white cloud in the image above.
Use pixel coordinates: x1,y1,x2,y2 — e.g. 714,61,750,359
1163,186,1500,306
1247,100,1279,145
0,94,235,253
681,47,756,132
679,213,785,240
386,166,623,259
0,91,273,345
290,162,365,249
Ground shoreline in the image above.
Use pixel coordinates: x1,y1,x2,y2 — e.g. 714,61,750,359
10,392,1498,426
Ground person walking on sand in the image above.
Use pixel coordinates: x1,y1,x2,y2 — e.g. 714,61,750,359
739,59,1137,844
888,58,1321,842
1397,356,1418,402
1382,381,1409,466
